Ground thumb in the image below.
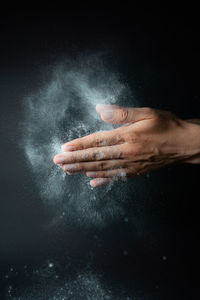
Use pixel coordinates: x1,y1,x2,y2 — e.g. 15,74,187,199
96,104,154,124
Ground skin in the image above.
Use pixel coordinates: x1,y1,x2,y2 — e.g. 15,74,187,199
53,104,200,187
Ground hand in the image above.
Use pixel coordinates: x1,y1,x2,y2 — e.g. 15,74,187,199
53,105,200,187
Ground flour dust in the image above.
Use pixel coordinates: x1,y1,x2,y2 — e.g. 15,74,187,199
21,57,136,227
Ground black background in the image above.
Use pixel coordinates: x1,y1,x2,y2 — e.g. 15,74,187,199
0,7,200,299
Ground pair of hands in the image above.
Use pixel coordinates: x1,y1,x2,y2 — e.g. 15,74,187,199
53,104,200,187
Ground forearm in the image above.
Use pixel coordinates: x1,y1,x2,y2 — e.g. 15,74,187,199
182,119,200,164
186,118,200,125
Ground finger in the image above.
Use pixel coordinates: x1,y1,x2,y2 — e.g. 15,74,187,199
86,168,129,178
62,159,127,173
54,144,129,164
62,127,124,151
96,104,154,124
90,178,113,187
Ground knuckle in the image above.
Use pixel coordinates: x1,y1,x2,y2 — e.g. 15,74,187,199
115,133,123,144
134,143,144,155
122,146,133,157
97,132,107,146
91,131,106,145
87,135,95,145
82,133,100,147
66,152,74,161
81,151,89,161
98,161,107,170
119,109,129,121
122,144,140,157
124,132,139,143
110,128,124,144
142,107,160,120
142,107,155,115
93,151,104,160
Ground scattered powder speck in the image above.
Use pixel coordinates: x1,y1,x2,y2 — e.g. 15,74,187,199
95,151,105,159
7,269,120,299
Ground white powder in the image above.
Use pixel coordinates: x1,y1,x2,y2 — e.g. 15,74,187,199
21,56,135,228
95,151,105,159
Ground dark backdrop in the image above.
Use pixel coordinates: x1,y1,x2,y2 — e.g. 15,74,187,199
0,7,200,299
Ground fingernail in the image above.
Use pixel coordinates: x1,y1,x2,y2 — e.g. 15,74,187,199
64,164,75,171
96,178,107,184
86,172,96,177
96,103,105,108
55,156,66,163
102,110,113,120
90,178,106,187
96,104,106,114
62,145,75,151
